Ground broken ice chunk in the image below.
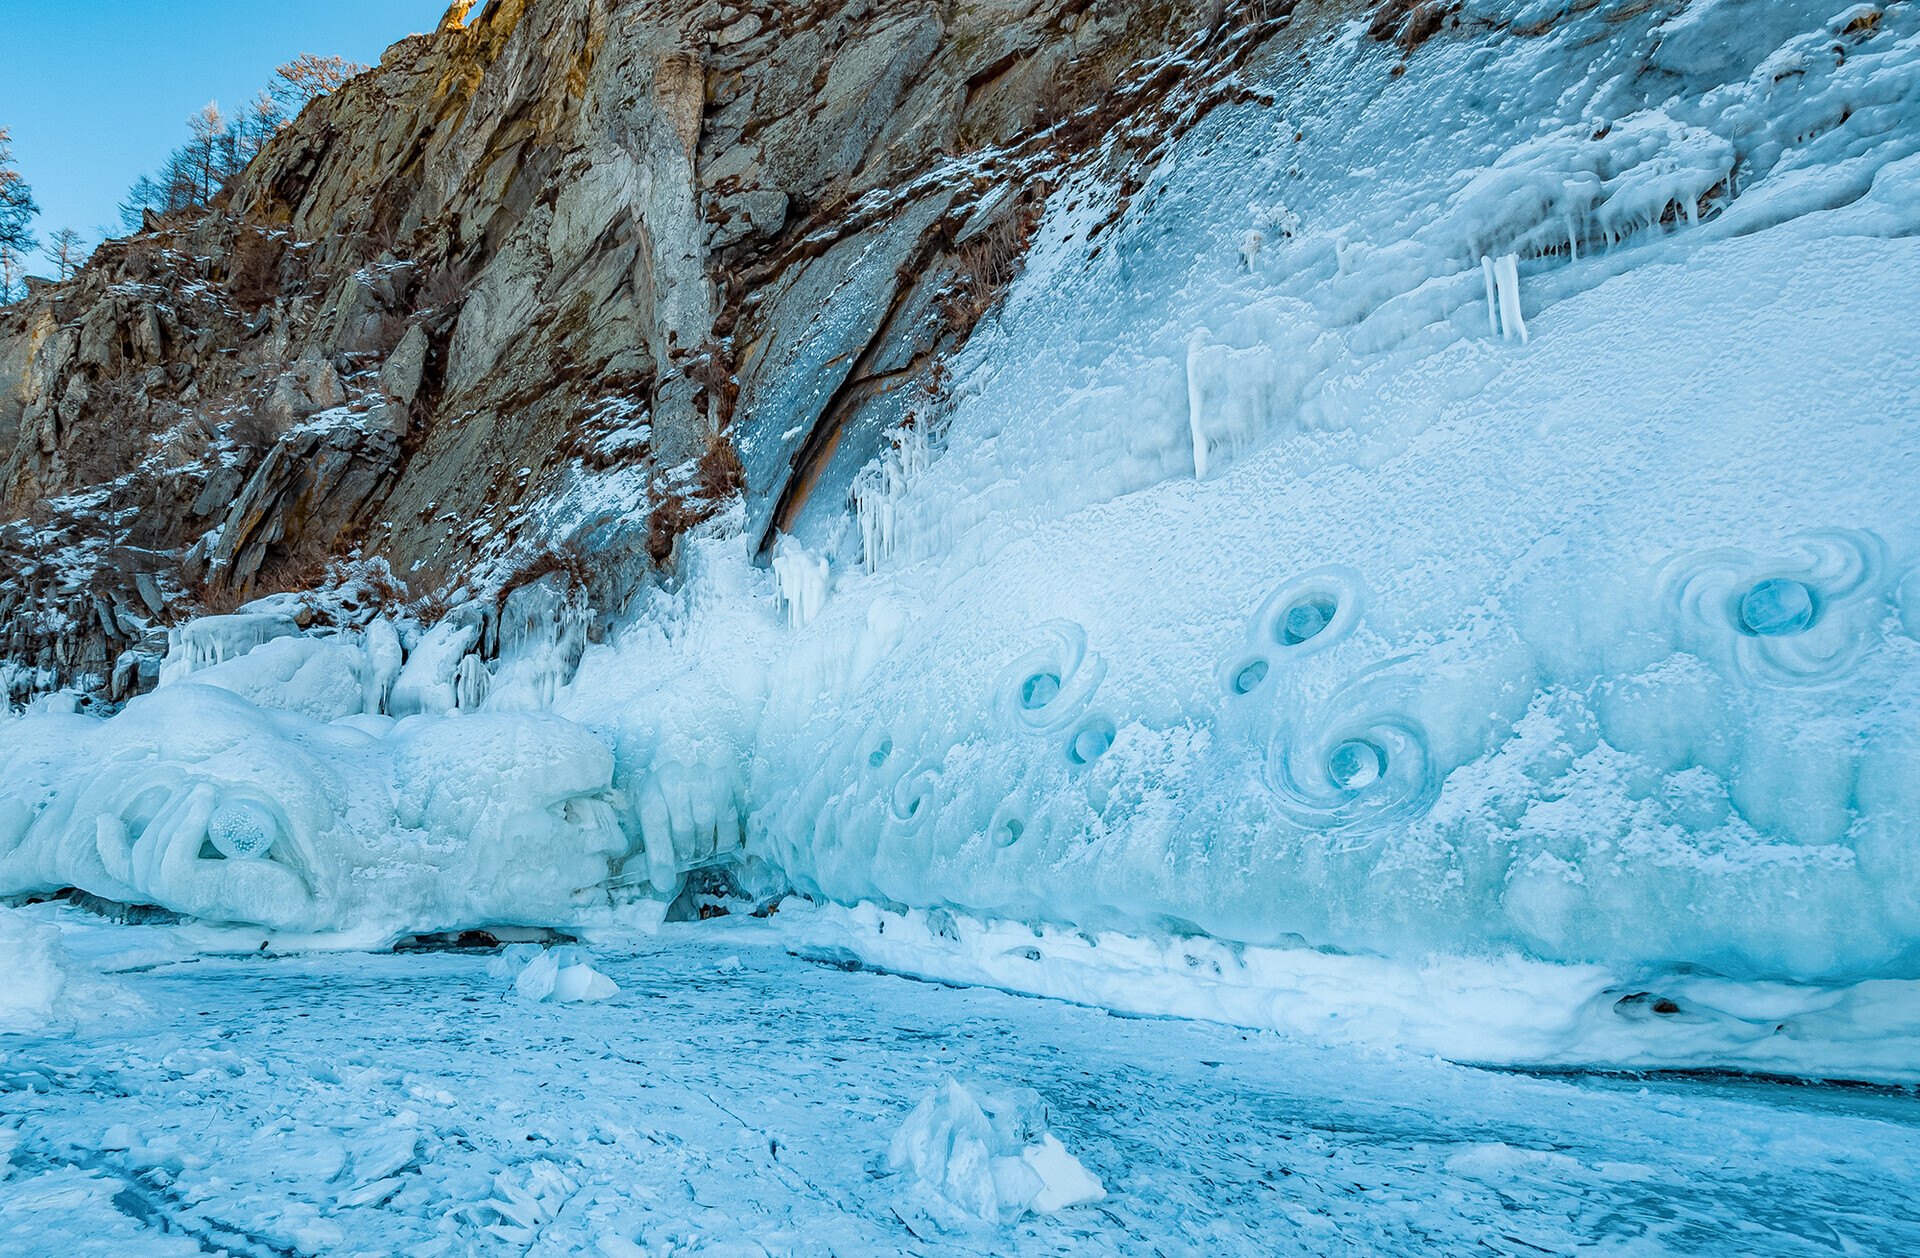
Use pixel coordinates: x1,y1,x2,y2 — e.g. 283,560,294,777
503,947,619,1002
551,963,619,1002
1022,1133,1107,1212
514,950,559,1001
889,1077,1104,1223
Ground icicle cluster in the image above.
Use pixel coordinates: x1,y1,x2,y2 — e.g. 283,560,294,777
852,420,935,573
771,534,830,630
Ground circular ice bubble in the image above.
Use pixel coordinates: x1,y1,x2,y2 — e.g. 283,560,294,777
1740,578,1815,636
1068,718,1116,766
1233,659,1269,694
1021,672,1062,710
206,798,279,860
999,817,1025,846
1327,739,1386,792
1280,597,1336,646
868,738,892,769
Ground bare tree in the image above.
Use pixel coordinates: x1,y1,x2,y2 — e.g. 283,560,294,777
119,90,290,228
269,54,367,111
233,90,287,165
43,227,88,280
183,103,227,207
119,175,162,231
0,242,26,304
0,127,37,297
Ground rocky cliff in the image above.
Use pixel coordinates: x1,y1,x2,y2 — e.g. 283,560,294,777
0,0,1307,708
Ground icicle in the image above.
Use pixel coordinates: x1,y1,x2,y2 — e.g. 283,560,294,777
1481,255,1501,337
852,421,934,572
1495,254,1528,345
1566,219,1578,261
1187,330,1213,479
453,653,492,712
771,534,830,630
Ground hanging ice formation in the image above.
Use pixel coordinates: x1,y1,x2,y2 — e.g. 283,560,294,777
771,535,831,629
453,654,492,711
1187,329,1282,479
1482,254,1529,343
487,575,591,711
852,421,934,572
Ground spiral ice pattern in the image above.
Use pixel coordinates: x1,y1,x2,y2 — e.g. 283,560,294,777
1263,658,1438,840
1658,529,1889,687
994,621,1107,733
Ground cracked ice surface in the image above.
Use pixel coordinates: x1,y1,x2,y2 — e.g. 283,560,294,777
4,908,1919,1258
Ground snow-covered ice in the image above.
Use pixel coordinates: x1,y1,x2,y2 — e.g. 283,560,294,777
4,903,1918,1257
782,898,1920,1084
551,0,1920,1002
0,686,629,935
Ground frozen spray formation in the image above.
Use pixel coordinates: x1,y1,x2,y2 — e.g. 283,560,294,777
4,0,1920,1034
619,0,1920,988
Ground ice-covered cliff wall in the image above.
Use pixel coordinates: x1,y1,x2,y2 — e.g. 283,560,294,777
0,0,1247,707
558,0,1920,985
5,0,1919,1007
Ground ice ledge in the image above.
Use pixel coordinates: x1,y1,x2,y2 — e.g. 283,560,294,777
777,898,1920,1085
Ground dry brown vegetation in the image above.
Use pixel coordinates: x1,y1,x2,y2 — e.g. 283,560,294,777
495,541,593,606
226,227,285,312
695,431,746,499
646,433,746,565
941,195,1043,340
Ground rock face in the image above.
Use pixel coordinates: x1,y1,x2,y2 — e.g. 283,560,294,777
0,0,1294,705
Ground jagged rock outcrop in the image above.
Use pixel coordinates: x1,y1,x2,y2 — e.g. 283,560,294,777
0,0,1297,706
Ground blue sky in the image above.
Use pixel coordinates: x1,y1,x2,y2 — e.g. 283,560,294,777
0,1,448,260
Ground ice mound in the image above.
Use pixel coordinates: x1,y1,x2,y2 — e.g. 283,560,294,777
491,943,621,1002
0,684,631,935
0,909,138,1032
888,1076,1104,1229
188,636,369,722
0,911,78,1028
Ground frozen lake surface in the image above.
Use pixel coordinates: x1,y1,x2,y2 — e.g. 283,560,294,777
5,915,1918,1257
